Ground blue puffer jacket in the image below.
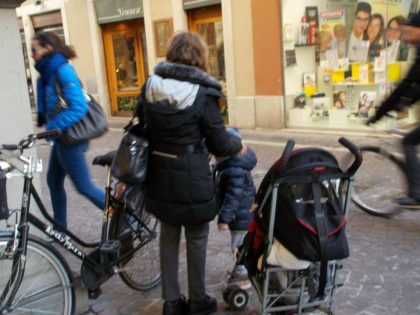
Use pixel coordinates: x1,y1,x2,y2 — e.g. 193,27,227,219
215,147,257,231
35,53,87,132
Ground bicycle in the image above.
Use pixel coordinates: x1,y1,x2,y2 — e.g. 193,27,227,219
349,128,411,216
0,130,161,314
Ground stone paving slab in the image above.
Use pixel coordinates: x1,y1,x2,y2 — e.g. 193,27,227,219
33,123,420,315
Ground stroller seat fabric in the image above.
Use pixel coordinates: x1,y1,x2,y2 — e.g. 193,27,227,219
258,238,312,270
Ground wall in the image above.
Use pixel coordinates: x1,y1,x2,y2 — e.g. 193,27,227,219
64,0,97,96
224,0,256,128
0,5,37,226
251,0,284,129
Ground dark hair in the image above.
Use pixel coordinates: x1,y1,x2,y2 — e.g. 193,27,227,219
33,31,77,59
387,15,407,28
364,13,385,42
355,2,372,16
166,31,208,71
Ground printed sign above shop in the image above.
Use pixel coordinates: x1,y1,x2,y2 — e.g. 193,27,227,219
183,0,221,10
94,0,143,24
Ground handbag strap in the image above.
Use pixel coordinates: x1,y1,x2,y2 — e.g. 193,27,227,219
312,180,329,299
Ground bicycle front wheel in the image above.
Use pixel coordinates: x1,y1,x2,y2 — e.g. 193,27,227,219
109,192,161,291
0,235,75,314
351,146,407,216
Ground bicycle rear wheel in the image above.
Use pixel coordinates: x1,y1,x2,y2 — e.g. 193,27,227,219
351,146,407,216
0,235,75,314
109,189,161,291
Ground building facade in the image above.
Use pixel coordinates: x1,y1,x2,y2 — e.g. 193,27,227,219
17,0,420,131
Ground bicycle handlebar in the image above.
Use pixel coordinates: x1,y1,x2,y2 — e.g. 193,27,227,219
338,137,363,175
0,129,61,155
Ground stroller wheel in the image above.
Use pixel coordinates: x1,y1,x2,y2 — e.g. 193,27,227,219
228,287,249,311
222,285,234,303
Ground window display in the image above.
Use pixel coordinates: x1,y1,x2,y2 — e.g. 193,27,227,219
283,0,420,130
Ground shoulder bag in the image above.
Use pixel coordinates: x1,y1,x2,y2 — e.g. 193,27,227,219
111,118,149,184
54,81,108,145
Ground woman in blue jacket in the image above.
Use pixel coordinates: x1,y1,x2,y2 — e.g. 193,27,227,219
32,31,105,228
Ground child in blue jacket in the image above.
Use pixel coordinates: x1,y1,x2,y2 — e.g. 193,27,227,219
215,128,257,288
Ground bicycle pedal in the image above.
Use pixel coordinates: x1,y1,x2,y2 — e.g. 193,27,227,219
100,240,121,253
88,287,103,299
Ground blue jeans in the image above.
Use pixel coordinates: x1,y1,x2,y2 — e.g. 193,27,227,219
47,141,105,228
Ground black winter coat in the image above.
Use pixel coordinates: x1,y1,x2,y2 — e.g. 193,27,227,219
215,148,257,231
137,62,242,226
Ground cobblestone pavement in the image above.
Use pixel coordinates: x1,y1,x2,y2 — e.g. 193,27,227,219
33,122,420,315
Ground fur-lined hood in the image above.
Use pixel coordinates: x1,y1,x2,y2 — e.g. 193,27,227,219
145,62,222,110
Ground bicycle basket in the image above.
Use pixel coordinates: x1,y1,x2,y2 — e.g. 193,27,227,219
0,169,9,220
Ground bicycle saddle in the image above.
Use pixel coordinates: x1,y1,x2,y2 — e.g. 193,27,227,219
92,151,116,167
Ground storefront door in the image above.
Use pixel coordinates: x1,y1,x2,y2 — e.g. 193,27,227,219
102,19,148,116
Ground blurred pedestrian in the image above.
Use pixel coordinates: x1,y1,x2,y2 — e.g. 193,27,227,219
32,31,105,228
368,13,420,209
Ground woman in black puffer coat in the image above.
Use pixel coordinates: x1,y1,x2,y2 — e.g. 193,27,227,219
136,32,246,315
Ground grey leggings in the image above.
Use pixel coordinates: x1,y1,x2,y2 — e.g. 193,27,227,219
160,221,209,302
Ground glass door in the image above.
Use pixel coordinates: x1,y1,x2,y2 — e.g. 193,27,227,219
102,20,148,116
188,6,225,90
188,5,228,122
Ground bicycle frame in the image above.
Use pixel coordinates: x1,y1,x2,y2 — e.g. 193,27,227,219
0,143,156,312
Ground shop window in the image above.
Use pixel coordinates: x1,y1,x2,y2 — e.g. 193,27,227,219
282,0,419,131
188,5,225,90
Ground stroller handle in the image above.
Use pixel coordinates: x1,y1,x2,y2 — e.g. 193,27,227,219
273,139,295,172
339,137,363,175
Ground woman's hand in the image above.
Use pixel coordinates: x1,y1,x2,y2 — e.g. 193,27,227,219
401,25,420,43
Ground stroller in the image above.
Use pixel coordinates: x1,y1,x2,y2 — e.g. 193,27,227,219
222,138,362,314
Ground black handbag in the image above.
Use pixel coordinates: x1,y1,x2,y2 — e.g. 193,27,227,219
111,120,149,184
53,82,108,145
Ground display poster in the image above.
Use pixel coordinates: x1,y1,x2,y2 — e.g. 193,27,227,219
360,0,412,22
318,9,346,59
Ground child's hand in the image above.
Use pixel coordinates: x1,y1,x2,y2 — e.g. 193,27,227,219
218,223,229,231
250,203,259,212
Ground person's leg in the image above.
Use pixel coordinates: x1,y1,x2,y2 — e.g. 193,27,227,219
160,222,187,315
185,222,209,301
46,143,67,228
55,141,105,210
160,221,182,301
230,231,251,289
403,126,420,200
185,222,216,314
230,230,246,255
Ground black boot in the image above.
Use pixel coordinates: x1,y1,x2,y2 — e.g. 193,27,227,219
163,296,188,315
189,295,217,315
